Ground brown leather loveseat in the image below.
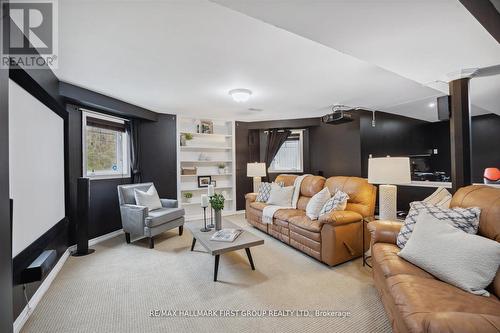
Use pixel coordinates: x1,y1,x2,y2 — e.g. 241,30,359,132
245,174,376,266
368,185,500,333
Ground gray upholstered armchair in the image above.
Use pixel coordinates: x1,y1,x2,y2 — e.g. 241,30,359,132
117,183,185,249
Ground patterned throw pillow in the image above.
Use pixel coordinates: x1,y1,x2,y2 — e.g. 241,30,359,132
256,181,284,202
319,190,349,217
396,201,481,249
423,187,452,208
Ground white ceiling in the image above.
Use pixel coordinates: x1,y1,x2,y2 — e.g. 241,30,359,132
213,0,500,119
55,0,499,121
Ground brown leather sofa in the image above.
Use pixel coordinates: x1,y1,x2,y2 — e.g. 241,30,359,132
368,185,500,333
245,174,376,266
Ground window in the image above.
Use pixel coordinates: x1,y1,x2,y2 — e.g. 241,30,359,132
83,111,130,179
269,130,304,173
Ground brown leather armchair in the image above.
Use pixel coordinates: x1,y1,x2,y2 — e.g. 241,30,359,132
245,174,376,266
368,185,500,333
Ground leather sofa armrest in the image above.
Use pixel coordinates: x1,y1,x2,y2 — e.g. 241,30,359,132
160,198,178,208
367,220,403,245
318,210,363,226
245,193,257,203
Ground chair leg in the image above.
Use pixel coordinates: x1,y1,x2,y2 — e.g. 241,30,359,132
125,232,131,244
149,237,154,249
179,225,183,236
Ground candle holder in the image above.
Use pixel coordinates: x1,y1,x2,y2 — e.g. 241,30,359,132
207,195,215,229
200,206,210,232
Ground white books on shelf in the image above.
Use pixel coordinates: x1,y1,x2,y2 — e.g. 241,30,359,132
210,229,243,242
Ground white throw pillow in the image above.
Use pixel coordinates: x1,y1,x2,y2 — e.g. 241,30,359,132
134,185,162,211
266,184,294,206
423,187,452,208
398,212,500,296
306,187,331,220
319,190,349,217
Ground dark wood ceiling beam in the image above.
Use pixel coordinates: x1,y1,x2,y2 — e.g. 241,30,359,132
459,0,500,43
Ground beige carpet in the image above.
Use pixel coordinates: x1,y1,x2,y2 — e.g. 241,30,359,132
22,213,391,333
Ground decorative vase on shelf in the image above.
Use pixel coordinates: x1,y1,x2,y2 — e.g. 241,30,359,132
214,210,222,231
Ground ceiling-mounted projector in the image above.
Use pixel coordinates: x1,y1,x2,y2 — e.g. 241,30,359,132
322,105,355,125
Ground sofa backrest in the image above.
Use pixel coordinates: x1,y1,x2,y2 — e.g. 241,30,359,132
450,185,500,297
296,176,326,210
117,182,154,205
324,176,376,219
274,174,298,187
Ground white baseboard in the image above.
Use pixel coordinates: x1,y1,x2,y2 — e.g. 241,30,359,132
13,248,70,333
14,228,124,333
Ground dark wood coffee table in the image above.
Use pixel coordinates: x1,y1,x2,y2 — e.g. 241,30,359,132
186,220,264,281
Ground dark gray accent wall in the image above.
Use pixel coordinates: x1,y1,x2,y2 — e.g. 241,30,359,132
235,117,361,210
138,114,178,199
309,115,362,177
0,0,13,328
359,110,428,177
66,105,131,241
60,82,158,121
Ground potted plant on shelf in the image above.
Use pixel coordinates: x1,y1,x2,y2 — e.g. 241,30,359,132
183,192,193,203
180,133,194,146
217,163,225,175
209,193,225,230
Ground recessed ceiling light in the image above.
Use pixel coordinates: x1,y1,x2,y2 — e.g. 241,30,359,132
428,102,436,108
248,107,263,112
229,88,252,103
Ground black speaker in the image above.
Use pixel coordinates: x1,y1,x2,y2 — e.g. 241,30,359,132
437,95,451,120
71,177,95,256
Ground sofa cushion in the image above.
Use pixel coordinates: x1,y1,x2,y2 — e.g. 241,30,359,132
288,215,322,233
256,182,273,202
386,274,500,333
423,187,452,208
324,176,376,218
306,187,331,220
372,243,435,280
274,208,305,221
250,201,268,211
134,185,162,211
398,212,500,296
397,201,481,249
267,184,294,206
300,175,326,197
145,207,184,227
319,190,349,216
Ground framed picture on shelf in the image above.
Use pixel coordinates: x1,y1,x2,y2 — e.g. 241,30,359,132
200,120,213,134
198,175,212,188
210,180,217,187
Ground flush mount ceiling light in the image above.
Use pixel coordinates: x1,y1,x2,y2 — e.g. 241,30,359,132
428,102,436,108
229,88,252,103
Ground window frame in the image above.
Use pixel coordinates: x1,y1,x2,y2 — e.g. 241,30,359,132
82,110,131,180
268,129,304,173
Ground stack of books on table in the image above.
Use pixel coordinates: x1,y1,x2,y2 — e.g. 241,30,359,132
210,229,243,242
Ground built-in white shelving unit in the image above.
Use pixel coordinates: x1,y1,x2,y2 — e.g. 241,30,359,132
177,117,236,220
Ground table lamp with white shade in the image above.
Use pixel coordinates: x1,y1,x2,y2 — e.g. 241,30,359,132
247,162,266,193
368,157,411,221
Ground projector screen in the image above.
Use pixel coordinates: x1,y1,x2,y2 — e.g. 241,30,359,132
9,79,66,257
